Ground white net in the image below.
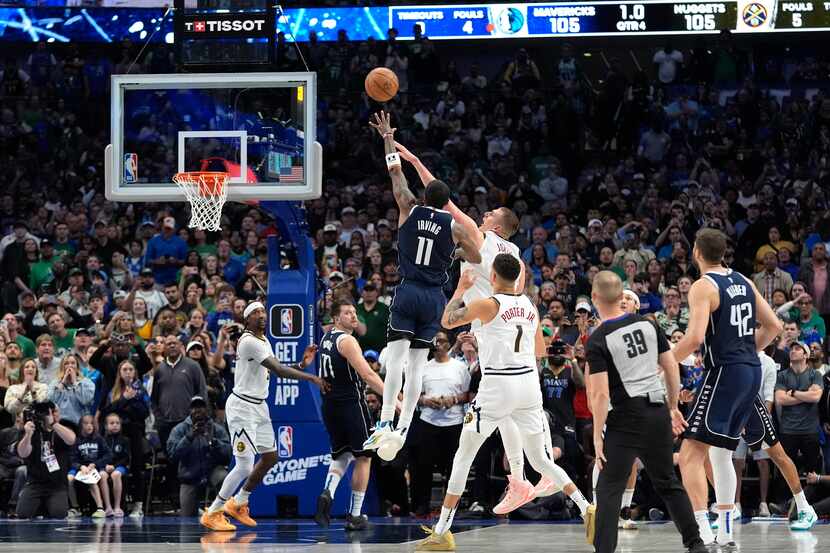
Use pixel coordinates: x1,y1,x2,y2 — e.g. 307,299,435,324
172,172,229,231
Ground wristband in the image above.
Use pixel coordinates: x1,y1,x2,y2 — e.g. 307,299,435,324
386,152,401,169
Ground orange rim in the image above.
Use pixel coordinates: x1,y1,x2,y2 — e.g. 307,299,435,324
173,171,228,197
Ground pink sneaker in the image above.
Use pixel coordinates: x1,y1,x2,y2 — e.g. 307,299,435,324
532,477,561,498
493,475,535,515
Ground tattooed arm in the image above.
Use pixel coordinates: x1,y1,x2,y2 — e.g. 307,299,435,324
441,270,499,329
370,111,417,226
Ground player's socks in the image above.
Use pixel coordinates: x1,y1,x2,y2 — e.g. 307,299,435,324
208,495,227,514
716,507,733,544
434,505,457,535
569,488,590,516
325,472,342,498
621,488,634,510
794,491,810,512
350,491,366,517
235,489,251,506
695,510,715,544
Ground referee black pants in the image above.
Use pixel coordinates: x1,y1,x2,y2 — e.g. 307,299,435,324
595,399,701,553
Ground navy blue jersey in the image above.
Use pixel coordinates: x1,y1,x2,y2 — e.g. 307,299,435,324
701,270,760,371
397,206,455,287
319,329,363,401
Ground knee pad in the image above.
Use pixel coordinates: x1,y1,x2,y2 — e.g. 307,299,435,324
330,452,354,475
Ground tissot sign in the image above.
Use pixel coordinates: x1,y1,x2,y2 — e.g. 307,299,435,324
182,14,271,37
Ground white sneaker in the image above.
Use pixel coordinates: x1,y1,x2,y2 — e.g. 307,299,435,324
790,507,818,531
757,502,770,518
377,429,406,461
362,421,393,451
129,504,144,518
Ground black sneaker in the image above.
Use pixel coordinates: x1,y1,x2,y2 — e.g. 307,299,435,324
688,539,709,553
721,541,738,552
314,490,332,528
345,514,369,531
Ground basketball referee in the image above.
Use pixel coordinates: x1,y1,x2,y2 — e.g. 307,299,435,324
584,271,706,553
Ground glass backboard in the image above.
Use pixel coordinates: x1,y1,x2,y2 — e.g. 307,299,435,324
105,72,321,202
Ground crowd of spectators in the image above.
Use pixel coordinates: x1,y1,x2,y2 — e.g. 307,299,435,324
1,28,830,521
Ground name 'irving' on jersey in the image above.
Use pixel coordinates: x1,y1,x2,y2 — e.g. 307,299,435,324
398,206,455,286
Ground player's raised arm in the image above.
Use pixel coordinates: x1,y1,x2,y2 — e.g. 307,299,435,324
441,270,497,328
336,334,386,396
394,141,436,187
673,279,716,362
451,222,482,265
534,325,546,358
748,279,784,352
396,141,485,250
370,111,417,226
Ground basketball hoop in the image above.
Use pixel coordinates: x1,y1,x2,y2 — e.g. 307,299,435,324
172,172,229,231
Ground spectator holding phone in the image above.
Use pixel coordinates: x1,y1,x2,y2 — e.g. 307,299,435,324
89,332,153,392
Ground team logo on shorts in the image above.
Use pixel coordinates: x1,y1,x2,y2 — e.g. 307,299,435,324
464,411,474,425
236,441,246,453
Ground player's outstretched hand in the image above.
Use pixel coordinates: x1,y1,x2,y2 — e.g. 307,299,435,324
312,375,331,395
301,344,318,368
394,141,418,163
369,111,395,138
670,408,688,436
457,269,477,291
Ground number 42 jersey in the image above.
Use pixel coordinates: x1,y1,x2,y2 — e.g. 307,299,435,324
700,269,759,372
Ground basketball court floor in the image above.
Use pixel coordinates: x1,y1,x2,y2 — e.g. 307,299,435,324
0,517,825,552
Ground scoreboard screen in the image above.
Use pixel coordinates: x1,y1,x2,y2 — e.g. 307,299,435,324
386,1,830,39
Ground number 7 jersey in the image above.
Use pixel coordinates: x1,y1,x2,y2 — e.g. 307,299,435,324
701,269,760,371
477,293,539,374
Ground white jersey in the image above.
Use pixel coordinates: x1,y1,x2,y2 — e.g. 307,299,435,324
233,332,273,400
758,352,777,404
477,293,539,374
461,231,521,309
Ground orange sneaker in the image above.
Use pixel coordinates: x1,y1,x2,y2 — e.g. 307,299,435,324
224,497,257,527
200,510,236,532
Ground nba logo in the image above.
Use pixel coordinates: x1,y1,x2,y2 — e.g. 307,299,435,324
280,308,293,335
278,426,293,458
123,153,138,183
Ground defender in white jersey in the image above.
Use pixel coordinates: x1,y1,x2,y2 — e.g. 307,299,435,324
392,140,555,511
416,254,590,552
201,301,326,532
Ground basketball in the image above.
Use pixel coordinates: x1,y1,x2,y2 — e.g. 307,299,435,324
365,67,399,102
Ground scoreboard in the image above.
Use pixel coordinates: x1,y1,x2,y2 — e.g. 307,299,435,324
388,1,830,39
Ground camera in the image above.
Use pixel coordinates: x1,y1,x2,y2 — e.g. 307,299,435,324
23,401,54,432
548,340,568,367
226,323,244,342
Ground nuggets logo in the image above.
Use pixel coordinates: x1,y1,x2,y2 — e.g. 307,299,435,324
236,441,246,453
496,7,524,34
464,411,474,425
742,3,768,27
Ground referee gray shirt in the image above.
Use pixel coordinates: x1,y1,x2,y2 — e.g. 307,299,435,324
586,313,669,409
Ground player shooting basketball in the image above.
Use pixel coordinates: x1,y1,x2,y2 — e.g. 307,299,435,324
362,111,481,462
